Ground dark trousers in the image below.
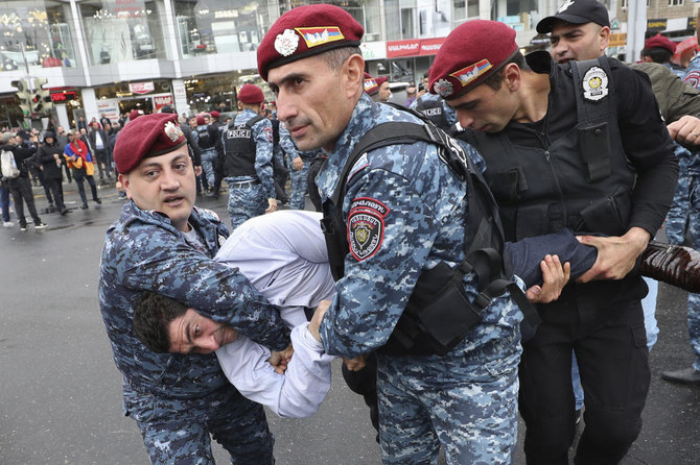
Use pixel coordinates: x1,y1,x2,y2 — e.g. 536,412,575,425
518,294,650,465
94,148,113,179
73,171,99,205
45,178,65,211
0,185,10,222
7,176,42,227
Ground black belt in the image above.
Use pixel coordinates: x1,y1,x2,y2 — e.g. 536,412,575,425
231,180,260,189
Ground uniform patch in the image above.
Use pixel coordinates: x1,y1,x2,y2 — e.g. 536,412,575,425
434,78,454,98
347,197,390,262
296,26,345,48
684,71,700,89
364,77,377,93
263,126,273,143
582,66,609,102
449,59,492,87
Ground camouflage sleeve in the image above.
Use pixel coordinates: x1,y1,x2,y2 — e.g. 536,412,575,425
319,167,441,358
254,118,276,199
117,223,290,350
443,100,457,127
278,123,300,160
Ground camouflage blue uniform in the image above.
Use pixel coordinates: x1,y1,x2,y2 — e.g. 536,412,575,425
280,122,313,210
317,94,523,464
665,143,700,371
225,109,275,230
99,201,290,464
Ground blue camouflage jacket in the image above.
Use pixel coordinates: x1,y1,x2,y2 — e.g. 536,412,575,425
99,201,289,400
317,93,521,359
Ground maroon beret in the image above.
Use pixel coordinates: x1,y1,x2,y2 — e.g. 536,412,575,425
364,73,378,96
129,109,142,121
644,34,676,54
196,115,206,126
210,110,220,118
238,84,265,104
113,113,187,174
257,4,364,81
429,20,518,100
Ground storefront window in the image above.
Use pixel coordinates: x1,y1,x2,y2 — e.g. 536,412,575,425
0,0,79,73
174,0,271,58
79,0,166,65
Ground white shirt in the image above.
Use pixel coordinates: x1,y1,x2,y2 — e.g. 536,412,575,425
213,211,336,418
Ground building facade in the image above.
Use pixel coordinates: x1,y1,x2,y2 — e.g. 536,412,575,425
3,0,692,129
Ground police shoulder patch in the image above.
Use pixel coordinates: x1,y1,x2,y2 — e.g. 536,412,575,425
347,197,390,262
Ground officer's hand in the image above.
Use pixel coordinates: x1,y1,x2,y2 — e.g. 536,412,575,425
526,254,570,303
292,156,303,171
343,353,369,372
668,115,700,146
576,227,650,282
308,300,331,343
266,198,278,213
194,165,203,176
269,344,294,374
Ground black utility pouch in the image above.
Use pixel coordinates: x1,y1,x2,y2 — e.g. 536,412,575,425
400,261,482,356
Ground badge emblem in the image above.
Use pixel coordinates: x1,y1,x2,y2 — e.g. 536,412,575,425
557,0,575,13
434,78,454,98
582,66,609,102
164,121,184,142
275,29,299,57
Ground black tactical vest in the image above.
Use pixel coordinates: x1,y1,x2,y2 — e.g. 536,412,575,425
321,115,537,356
196,125,212,149
415,96,451,131
222,115,265,177
463,57,636,243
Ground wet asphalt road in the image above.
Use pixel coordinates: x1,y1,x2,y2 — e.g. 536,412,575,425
1,184,698,464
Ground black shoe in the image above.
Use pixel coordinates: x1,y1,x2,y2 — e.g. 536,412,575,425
34,222,47,230
60,208,69,216
94,198,102,205
81,203,89,210
661,367,700,385
48,204,56,213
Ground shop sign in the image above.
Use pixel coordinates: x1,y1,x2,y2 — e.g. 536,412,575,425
97,99,120,124
419,37,445,55
129,82,155,95
690,16,698,29
360,41,387,60
609,33,627,47
50,91,77,102
387,39,421,58
386,38,445,58
154,95,173,111
647,19,667,32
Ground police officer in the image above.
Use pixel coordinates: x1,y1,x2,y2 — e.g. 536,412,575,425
222,84,277,230
431,19,678,465
409,87,457,132
258,6,541,464
661,11,700,385
99,112,289,465
206,110,226,200
194,114,217,194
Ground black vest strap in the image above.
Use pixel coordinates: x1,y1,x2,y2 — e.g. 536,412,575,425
571,58,615,182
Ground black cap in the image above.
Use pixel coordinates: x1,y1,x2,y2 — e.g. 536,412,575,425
160,105,174,114
537,0,610,34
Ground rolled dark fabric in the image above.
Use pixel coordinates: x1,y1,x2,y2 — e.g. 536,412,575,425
640,241,700,293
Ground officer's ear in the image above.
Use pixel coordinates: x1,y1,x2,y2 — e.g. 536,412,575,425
598,26,611,51
503,63,521,93
343,54,365,100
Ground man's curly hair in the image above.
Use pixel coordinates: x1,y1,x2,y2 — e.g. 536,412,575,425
133,291,188,353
